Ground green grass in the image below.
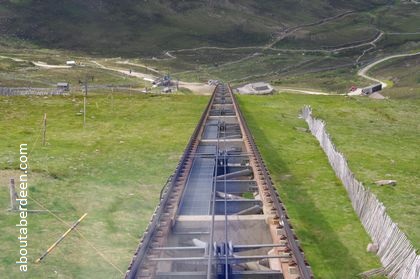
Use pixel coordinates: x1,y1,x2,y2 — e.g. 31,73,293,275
376,4,420,33
238,93,419,278
1,72,417,279
272,65,370,94
0,92,208,278
0,2,418,276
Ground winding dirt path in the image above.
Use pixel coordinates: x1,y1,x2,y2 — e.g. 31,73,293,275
276,87,335,95
116,61,160,74
357,52,420,89
274,52,419,96
0,55,25,62
267,10,355,48
163,12,384,59
92,61,157,80
91,61,214,95
32,61,72,69
0,55,72,69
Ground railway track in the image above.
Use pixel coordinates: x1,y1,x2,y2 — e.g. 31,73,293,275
126,84,312,279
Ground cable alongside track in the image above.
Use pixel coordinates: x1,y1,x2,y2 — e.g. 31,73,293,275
126,84,312,279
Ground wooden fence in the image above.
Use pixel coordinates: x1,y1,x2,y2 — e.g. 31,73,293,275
301,106,418,279
0,87,67,96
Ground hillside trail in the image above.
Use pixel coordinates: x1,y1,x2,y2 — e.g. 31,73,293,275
92,61,157,80
91,61,214,95
278,52,419,96
115,61,160,74
275,87,336,95
266,10,355,48
357,52,420,90
0,55,72,69
163,11,384,59
32,61,72,69
2,48,417,97
0,55,25,62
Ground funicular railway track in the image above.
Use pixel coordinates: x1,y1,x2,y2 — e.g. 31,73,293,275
126,84,312,279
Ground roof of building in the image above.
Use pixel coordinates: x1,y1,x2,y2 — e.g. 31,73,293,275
237,82,274,95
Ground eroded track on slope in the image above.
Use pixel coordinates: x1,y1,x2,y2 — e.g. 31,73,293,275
126,84,312,279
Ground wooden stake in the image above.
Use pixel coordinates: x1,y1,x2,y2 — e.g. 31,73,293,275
111,88,114,111
83,94,86,128
9,178,18,211
83,79,88,128
42,113,47,146
35,213,88,263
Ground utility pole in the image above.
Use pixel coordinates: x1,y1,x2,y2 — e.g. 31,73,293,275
111,87,114,112
80,76,89,128
42,113,47,146
84,80,88,128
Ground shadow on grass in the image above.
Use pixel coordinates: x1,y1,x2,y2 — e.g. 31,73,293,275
241,106,366,278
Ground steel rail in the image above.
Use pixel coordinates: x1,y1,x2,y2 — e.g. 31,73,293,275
127,83,312,279
230,84,312,279
125,86,218,279
223,103,229,279
206,95,222,279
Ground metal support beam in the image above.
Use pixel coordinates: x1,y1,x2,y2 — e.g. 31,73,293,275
215,180,257,194
149,254,291,262
214,200,262,214
216,168,252,180
233,243,286,252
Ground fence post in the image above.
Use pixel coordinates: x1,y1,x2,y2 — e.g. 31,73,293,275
9,178,18,211
42,113,47,146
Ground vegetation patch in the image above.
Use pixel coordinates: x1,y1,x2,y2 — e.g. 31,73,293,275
369,55,420,99
238,93,418,278
0,92,207,278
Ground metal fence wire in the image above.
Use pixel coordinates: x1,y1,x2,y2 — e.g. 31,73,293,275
301,106,419,279
0,87,67,96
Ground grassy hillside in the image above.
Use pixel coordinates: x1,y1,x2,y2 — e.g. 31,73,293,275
370,54,420,98
239,93,419,249
1,92,391,279
273,13,379,49
0,1,418,278
0,93,208,278
1,0,419,93
239,93,419,277
0,0,389,56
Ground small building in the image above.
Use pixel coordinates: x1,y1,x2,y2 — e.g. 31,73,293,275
153,75,172,87
57,82,70,91
237,82,274,95
362,84,382,95
66,60,77,66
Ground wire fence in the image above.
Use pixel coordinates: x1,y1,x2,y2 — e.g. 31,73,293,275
0,87,67,96
301,106,419,279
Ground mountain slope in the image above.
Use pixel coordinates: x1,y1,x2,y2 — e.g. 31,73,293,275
0,0,390,56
